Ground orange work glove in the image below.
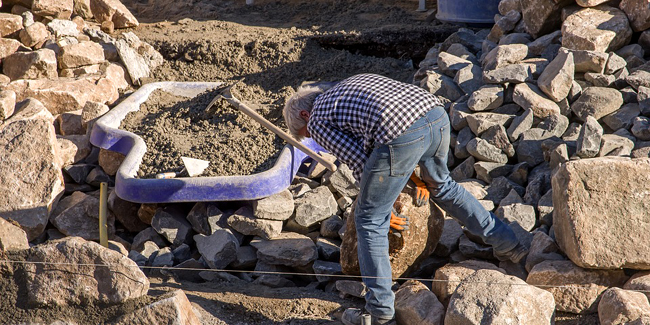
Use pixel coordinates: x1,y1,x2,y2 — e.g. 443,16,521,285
389,208,409,232
410,172,429,207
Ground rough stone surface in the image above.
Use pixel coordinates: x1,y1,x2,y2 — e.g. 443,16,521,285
538,50,574,102
251,232,318,267
467,85,504,111
527,260,628,314
571,87,624,121
576,115,604,158
482,44,528,71
0,217,29,251
293,186,338,230
51,191,115,241
598,287,650,325
0,13,23,37
562,6,633,52
151,206,194,247
19,22,49,48
114,32,161,85
520,0,567,38
420,70,463,102
0,89,16,121
446,269,556,324
513,83,561,118
0,98,64,241
58,41,105,69
624,272,650,301
620,0,650,32
553,157,650,269
341,192,444,278
632,117,650,141
394,280,444,325
432,260,505,306
20,237,149,306
227,206,283,240
251,189,294,221
90,0,139,29
568,49,609,73
194,229,239,269
3,49,58,81
111,290,201,325
32,0,73,19
526,231,565,272
466,137,508,163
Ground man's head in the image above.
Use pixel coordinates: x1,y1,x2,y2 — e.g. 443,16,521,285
283,83,331,140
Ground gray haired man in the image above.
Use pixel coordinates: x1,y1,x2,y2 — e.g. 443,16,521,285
283,73,527,325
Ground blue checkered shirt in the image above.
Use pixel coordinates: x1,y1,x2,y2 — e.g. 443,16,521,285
308,74,444,183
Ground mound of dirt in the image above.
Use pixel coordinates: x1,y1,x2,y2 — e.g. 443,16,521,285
119,88,284,178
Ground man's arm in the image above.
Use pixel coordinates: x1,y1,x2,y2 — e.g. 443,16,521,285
308,119,367,183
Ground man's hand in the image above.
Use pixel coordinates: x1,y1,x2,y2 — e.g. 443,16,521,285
389,208,409,232
410,172,429,207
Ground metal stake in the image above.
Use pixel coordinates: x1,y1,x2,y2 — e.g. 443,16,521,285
99,182,108,248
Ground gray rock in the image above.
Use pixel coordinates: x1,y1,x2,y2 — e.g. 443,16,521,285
227,206,283,240
485,176,526,204
151,247,174,269
507,107,533,142
449,100,471,131
632,116,650,140
528,31,563,57
433,218,463,257
516,128,556,167
619,0,650,32
467,137,508,163
446,43,477,61
108,190,147,233
251,189,294,221
466,112,514,136
85,166,112,187
114,32,162,86
131,227,166,252
229,245,257,269
293,186,338,230
562,6,632,52
474,162,514,184
110,290,200,325
317,237,341,262
638,86,650,115
605,52,627,74
571,87,624,121
525,231,565,272
549,143,570,171
566,49,609,73
508,162,530,187
626,69,650,91
62,163,95,184
420,69,464,102
520,0,566,38
496,203,536,231
454,64,484,95
598,287,650,325
450,156,476,181
440,29,483,53
172,258,206,282
326,164,358,198
483,64,531,84
599,134,635,157
499,33,533,46
320,215,344,238
482,125,515,157
482,44,528,70
438,52,472,78
562,122,583,141
487,10,521,43
513,83,561,118
538,114,570,138
433,260,506,306
454,126,473,159
251,232,318,267
313,260,342,282
194,229,239,269
602,103,640,131
186,202,223,235
538,50,575,102
336,280,368,298
458,234,494,260
171,243,191,264
3,48,58,81
585,72,616,87
498,0,521,15
576,116,604,158
152,206,194,247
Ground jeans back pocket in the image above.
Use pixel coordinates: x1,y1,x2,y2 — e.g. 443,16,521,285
388,135,425,177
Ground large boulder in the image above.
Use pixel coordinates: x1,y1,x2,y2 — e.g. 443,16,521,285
527,260,628,314
520,0,570,38
432,260,505,306
619,0,650,32
553,157,650,269
3,49,58,81
561,6,633,52
0,98,64,241
340,192,444,278
598,287,650,325
18,237,149,306
446,269,556,324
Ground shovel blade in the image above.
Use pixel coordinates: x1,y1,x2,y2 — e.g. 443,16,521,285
181,157,210,177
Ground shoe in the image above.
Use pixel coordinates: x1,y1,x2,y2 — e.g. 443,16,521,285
494,244,529,264
341,308,395,325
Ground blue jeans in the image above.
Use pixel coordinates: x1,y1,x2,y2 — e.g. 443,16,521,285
355,106,519,319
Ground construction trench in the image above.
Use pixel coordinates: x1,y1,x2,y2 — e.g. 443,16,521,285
2,0,650,324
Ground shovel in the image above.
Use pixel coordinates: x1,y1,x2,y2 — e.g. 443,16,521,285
155,156,210,179
205,80,337,172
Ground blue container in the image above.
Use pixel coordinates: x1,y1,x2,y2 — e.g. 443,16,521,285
436,0,500,26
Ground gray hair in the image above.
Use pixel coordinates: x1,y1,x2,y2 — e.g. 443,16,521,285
283,83,333,139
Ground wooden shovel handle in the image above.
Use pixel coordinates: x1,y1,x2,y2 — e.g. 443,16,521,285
221,93,337,172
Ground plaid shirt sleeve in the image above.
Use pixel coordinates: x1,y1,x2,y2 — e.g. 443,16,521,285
308,119,367,183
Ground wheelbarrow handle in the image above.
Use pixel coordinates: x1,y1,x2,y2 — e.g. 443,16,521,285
221,93,337,172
